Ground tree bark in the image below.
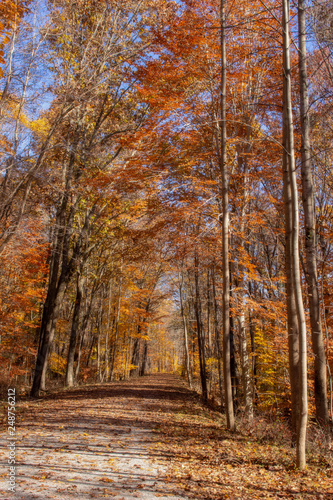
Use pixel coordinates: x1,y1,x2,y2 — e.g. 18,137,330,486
110,276,122,381
237,121,253,419
139,339,148,376
179,271,192,389
65,270,84,387
75,286,94,382
282,0,308,468
31,272,71,396
220,0,235,431
30,145,77,397
281,11,300,443
298,0,328,427
212,264,224,410
103,280,113,382
194,253,208,402
96,288,106,382
229,269,239,406
130,336,141,376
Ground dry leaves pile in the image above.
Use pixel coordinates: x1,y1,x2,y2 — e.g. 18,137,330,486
0,374,332,499
147,376,333,499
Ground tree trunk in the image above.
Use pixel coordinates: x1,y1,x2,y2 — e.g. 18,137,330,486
130,335,141,376
86,329,96,368
110,276,122,381
75,289,94,382
239,311,253,419
282,17,300,444
65,271,84,387
179,271,192,389
30,155,78,397
220,0,235,431
298,0,328,427
249,308,257,406
31,274,70,396
139,339,148,376
212,264,224,410
194,253,208,402
96,290,104,382
236,122,253,419
283,0,308,468
104,280,113,382
97,332,101,381
229,269,239,406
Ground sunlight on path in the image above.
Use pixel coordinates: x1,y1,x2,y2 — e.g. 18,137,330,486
2,374,331,499
0,376,188,500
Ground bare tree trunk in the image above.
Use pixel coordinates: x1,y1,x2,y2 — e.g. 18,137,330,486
283,0,308,468
236,122,253,420
74,321,87,382
220,0,235,431
281,15,300,444
179,271,192,389
65,270,84,387
239,312,253,419
110,276,122,381
249,307,257,406
139,339,148,376
212,265,224,410
104,280,113,382
298,0,328,427
31,274,71,396
123,321,132,380
30,155,76,396
131,296,152,377
97,332,101,381
130,335,141,376
96,290,105,382
75,287,94,382
194,253,208,402
86,329,96,368
229,268,239,406
207,271,212,357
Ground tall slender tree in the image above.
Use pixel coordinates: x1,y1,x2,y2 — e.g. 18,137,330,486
298,0,329,427
282,0,308,468
220,0,235,432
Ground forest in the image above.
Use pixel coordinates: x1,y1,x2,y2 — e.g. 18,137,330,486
0,0,332,471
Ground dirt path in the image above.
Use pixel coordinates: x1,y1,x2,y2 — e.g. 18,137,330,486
1,374,332,500
1,375,190,500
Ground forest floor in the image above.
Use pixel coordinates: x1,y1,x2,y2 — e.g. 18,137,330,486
0,374,332,500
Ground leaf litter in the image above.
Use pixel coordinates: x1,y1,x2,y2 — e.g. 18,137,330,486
0,374,332,499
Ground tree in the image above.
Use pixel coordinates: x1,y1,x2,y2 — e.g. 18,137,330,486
282,0,308,468
30,0,159,396
0,0,29,77
220,0,235,432
0,0,50,254
298,0,329,428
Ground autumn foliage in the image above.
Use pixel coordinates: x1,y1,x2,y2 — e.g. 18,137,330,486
0,0,332,469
